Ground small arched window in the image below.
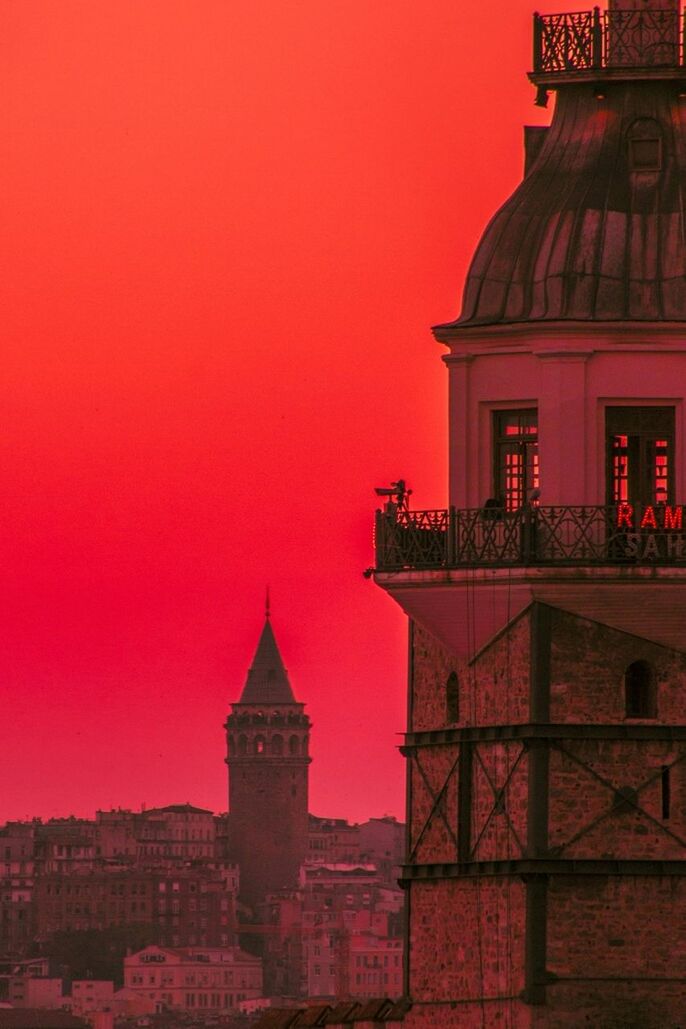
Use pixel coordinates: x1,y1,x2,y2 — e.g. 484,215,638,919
289,735,300,756
237,735,247,756
271,734,284,756
627,117,663,173
625,660,656,718
255,735,266,755
446,672,460,723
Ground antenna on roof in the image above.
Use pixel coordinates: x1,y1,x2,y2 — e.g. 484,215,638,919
265,585,271,620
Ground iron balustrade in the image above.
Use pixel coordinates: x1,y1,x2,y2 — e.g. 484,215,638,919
374,505,686,571
533,8,685,74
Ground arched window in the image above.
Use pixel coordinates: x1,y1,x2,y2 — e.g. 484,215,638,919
446,672,460,723
254,735,266,755
271,734,284,756
289,735,300,756
625,660,656,718
237,735,247,756
627,117,663,173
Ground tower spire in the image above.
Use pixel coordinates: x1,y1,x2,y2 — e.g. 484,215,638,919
225,607,311,912
237,606,296,704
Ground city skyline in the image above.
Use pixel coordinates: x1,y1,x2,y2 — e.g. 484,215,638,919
2,1,555,823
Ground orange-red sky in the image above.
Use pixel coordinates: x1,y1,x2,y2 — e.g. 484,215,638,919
1,1,567,823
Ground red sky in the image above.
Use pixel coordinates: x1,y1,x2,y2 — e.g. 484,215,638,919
1,1,565,824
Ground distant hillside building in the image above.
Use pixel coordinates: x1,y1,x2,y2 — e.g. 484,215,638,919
259,863,404,1001
32,867,235,949
124,944,262,1012
225,609,311,910
0,823,35,958
307,817,361,866
131,804,216,863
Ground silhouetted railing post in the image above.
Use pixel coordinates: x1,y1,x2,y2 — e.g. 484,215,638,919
447,506,456,565
592,6,603,67
533,13,543,73
521,509,532,564
682,8,686,66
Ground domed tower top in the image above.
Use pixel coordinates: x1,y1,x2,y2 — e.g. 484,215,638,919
373,0,686,661
438,0,686,333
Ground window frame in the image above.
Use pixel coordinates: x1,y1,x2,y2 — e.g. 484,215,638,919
492,408,539,512
606,406,675,507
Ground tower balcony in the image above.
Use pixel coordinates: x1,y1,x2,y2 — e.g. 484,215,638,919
373,504,686,656
532,7,686,90
374,504,686,572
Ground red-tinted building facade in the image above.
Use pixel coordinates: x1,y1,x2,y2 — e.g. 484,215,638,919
374,0,686,1023
33,869,235,949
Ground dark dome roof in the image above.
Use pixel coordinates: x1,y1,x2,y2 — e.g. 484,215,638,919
445,81,686,329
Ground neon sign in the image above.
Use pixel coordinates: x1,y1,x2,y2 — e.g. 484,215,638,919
616,505,683,530
616,504,686,560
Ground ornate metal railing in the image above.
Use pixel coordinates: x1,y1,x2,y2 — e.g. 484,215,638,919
533,8,685,74
374,505,686,571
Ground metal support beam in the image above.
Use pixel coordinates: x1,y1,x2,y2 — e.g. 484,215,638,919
530,602,552,723
400,857,686,881
457,741,473,864
403,724,686,748
528,604,551,859
524,877,548,1005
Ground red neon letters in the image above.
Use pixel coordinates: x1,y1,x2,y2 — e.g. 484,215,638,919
616,504,684,530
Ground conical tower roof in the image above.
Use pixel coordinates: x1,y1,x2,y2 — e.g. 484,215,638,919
238,616,296,705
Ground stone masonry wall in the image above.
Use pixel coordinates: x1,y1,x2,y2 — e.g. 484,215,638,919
411,613,530,733
540,875,686,1028
405,879,529,1028
404,606,686,1026
229,759,309,908
549,606,686,725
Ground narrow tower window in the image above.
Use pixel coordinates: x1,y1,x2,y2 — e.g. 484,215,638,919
254,735,266,755
271,734,284,756
624,660,656,719
446,672,460,723
494,409,539,511
662,766,671,820
289,735,300,756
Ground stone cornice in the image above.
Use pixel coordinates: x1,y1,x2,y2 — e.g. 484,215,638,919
439,322,686,364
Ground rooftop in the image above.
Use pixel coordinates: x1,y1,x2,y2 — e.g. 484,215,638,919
442,4,686,330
